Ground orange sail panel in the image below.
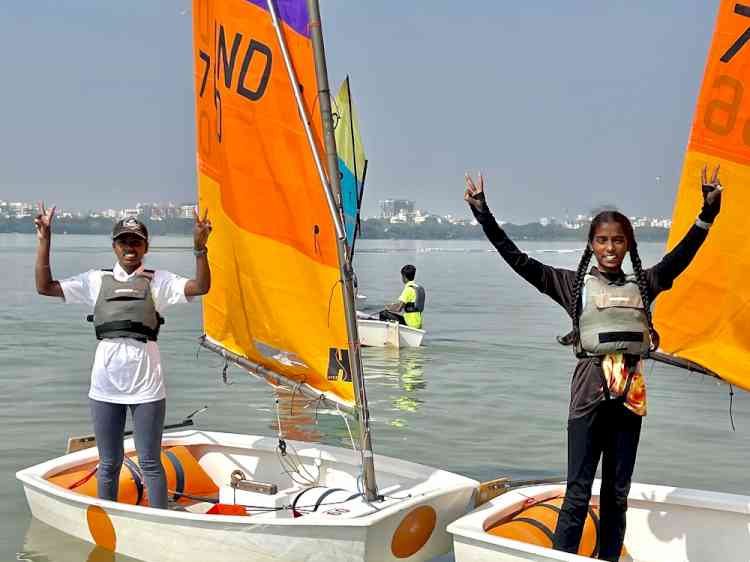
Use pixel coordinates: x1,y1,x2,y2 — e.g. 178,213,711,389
191,0,353,406
654,0,750,390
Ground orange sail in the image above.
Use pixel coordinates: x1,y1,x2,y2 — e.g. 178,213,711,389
191,0,353,406
654,0,750,390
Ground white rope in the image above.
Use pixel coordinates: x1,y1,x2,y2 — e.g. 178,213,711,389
335,403,364,495
337,403,358,453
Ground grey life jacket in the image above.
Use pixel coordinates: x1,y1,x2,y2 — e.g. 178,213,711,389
403,282,426,313
88,269,163,343
577,272,650,356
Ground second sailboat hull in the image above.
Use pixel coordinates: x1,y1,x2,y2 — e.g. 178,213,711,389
448,481,750,562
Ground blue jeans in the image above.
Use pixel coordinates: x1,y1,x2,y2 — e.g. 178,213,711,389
89,398,167,509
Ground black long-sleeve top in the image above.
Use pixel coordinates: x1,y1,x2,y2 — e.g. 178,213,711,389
473,204,709,419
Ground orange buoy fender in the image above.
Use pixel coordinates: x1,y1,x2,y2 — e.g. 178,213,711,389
48,445,218,505
487,497,602,558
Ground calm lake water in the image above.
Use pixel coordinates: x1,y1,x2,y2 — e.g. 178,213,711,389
2,234,748,561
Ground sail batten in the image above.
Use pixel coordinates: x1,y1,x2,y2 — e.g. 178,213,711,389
653,0,750,391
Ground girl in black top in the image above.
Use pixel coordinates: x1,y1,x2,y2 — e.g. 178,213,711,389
464,166,723,560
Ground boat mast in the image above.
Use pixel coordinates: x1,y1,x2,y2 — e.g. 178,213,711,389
265,0,378,501
351,158,367,259
306,0,379,502
345,75,360,255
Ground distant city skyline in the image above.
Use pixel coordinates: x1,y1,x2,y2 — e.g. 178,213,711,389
1,198,672,230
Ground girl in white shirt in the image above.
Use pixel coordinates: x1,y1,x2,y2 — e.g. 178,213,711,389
34,206,212,509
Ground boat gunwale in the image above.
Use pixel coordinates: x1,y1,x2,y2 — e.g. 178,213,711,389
357,319,426,337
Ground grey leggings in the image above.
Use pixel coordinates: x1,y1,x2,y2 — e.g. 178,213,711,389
89,398,167,509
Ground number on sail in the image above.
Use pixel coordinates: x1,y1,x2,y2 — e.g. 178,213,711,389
720,3,750,62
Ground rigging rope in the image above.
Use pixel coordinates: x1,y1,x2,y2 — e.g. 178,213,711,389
273,396,320,486
221,357,232,385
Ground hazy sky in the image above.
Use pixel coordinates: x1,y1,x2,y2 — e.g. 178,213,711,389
0,1,716,222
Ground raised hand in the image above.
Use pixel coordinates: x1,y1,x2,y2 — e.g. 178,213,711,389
185,207,213,297
193,207,212,250
699,164,724,223
34,201,56,241
464,172,488,213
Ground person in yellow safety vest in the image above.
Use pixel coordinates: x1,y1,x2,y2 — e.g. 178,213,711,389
378,264,425,329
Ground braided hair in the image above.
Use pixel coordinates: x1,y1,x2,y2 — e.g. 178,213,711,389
558,211,659,352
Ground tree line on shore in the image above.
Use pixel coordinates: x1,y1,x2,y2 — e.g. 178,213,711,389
0,215,669,241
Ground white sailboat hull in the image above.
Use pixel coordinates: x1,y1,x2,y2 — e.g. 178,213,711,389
448,481,750,562
357,319,426,348
17,430,477,562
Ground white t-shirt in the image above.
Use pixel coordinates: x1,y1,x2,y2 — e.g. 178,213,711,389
60,262,191,404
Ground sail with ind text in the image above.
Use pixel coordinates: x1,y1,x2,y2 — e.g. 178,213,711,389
191,0,354,407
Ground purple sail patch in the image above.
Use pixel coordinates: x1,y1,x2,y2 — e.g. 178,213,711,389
245,0,310,38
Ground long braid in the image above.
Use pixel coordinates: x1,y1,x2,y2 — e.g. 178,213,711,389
557,246,593,346
629,241,660,352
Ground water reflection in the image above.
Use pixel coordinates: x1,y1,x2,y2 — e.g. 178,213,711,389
265,385,363,450
268,387,323,444
363,347,427,427
21,519,137,562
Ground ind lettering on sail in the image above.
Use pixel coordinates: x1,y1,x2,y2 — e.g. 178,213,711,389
192,0,353,406
654,0,750,389
334,77,366,247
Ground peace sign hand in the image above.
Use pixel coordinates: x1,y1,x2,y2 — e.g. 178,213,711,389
34,202,56,242
193,207,212,250
699,164,724,223
464,172,489,215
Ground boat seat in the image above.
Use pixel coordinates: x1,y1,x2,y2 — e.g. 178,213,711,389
47,445,219,506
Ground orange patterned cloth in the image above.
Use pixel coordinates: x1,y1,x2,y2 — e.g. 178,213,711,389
601,354,647,416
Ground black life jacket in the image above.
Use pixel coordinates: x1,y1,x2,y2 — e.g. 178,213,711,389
87,269,164,342
403,282,426,313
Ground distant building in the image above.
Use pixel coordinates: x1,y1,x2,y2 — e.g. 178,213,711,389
179,204,194,219
650,218,671,228
9,202,34,218
120,208,140,219
380,199,414,220
137,203,163,221
163,203,179,219
445,214,469,226
414,210,444,224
